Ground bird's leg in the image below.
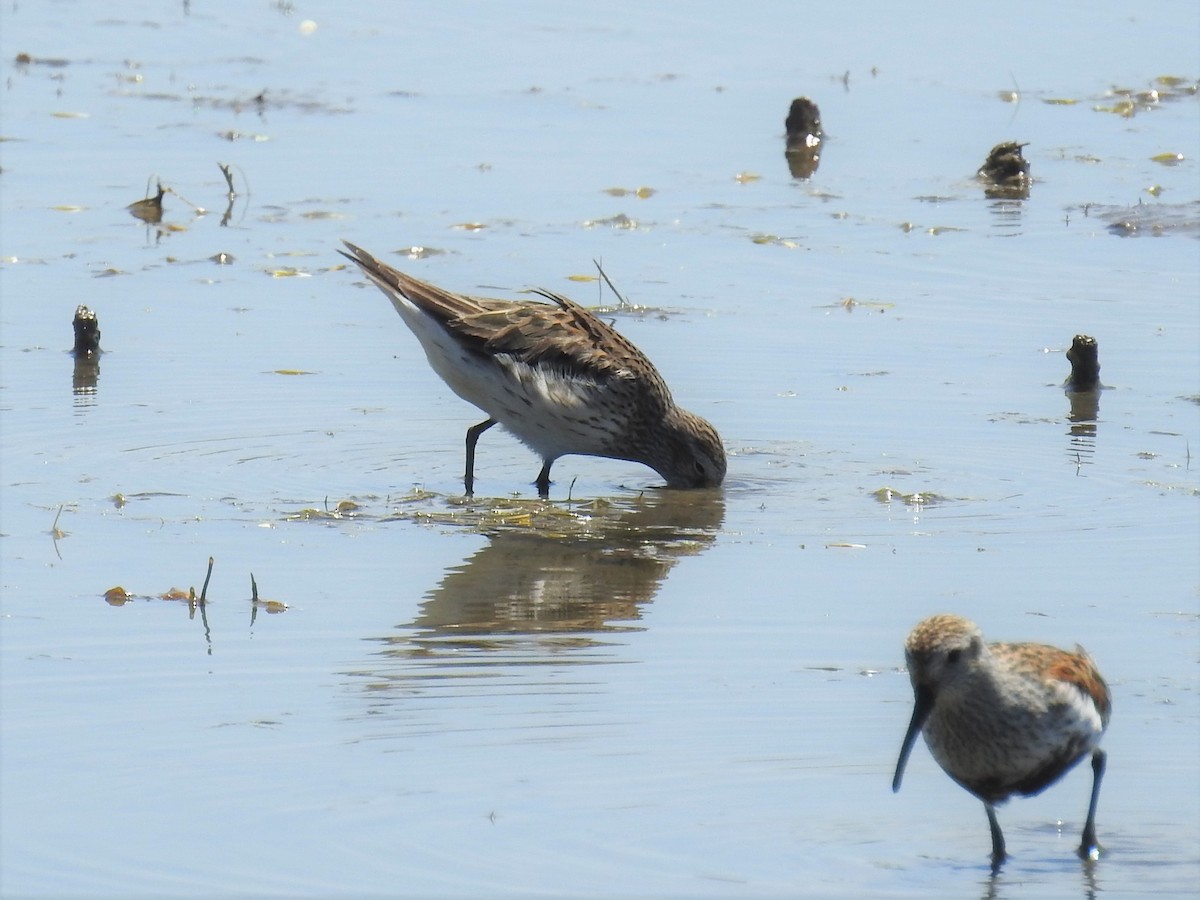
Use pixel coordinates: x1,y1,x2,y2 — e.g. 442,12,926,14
464,419,496,495
535,460,553,499
1078,748,1106,860
985,803,1007,871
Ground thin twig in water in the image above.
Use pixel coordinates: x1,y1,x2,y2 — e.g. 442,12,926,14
593,259,630,308
172,187,207,215
218,162,237,198
1006,71,1023,125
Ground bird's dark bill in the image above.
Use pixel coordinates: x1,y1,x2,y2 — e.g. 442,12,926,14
892,684,935,792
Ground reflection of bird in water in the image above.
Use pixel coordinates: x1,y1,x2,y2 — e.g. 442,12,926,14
784,96,822,180
893,614,1110,870
340,242,726,498
409,490,725,640
71,305,101,398
977,141,1030,199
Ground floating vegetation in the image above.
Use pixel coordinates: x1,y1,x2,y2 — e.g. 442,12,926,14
1093,97,1137,117
1021,77,1199,119
733,171,762,184
1090,200,1200,238
267,267,310,278
49,504,68,540
284,497,366,521
14,52,70,67
250,574,287,614
749,233,800,248
272,369,316,376
383,493,644,538
871,487,948,507
101,557,214,608
452,222,487,231
104,587,133,606
1150,152,1186,166
1092,78,1197,116
127,181,166,223
581,213,639,229
602,186,656,198
284,488,715,541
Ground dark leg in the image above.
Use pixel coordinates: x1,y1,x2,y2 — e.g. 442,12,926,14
464,419,496,495
535,460,553,498
985,803,1007,871
1078,748,1106,860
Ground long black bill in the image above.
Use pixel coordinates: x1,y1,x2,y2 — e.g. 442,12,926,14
892,684,935,793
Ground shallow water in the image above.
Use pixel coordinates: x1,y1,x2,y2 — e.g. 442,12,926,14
2,1,1198,897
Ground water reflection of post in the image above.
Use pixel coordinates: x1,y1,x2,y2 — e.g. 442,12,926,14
986,198,1026,236
71,305,101,409
364,491,725,682
1063,335,1102,474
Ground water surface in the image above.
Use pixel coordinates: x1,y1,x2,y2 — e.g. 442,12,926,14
2,1,1198,897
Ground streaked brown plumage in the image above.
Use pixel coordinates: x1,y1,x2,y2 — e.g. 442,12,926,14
339,242,726,496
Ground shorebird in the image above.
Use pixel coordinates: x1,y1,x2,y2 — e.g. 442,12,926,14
892,614,1110,869
339,242,726,497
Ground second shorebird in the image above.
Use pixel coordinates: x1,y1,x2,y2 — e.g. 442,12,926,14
893,614,1110,869
340,242,726,497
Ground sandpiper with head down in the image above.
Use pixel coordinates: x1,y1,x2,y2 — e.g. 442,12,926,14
340,242,726,497
892,614,1110,869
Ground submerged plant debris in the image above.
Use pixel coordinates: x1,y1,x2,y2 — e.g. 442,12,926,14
871,486,950,507
750,233,801,248
287,488,719,542
601,186,656,198
1089,200,1200,237
581,213,640,230
250,574,287,613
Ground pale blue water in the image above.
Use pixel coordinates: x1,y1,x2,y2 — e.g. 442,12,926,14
2,1,1198,897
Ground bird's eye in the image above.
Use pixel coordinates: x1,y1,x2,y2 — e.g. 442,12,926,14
946,649,962,665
